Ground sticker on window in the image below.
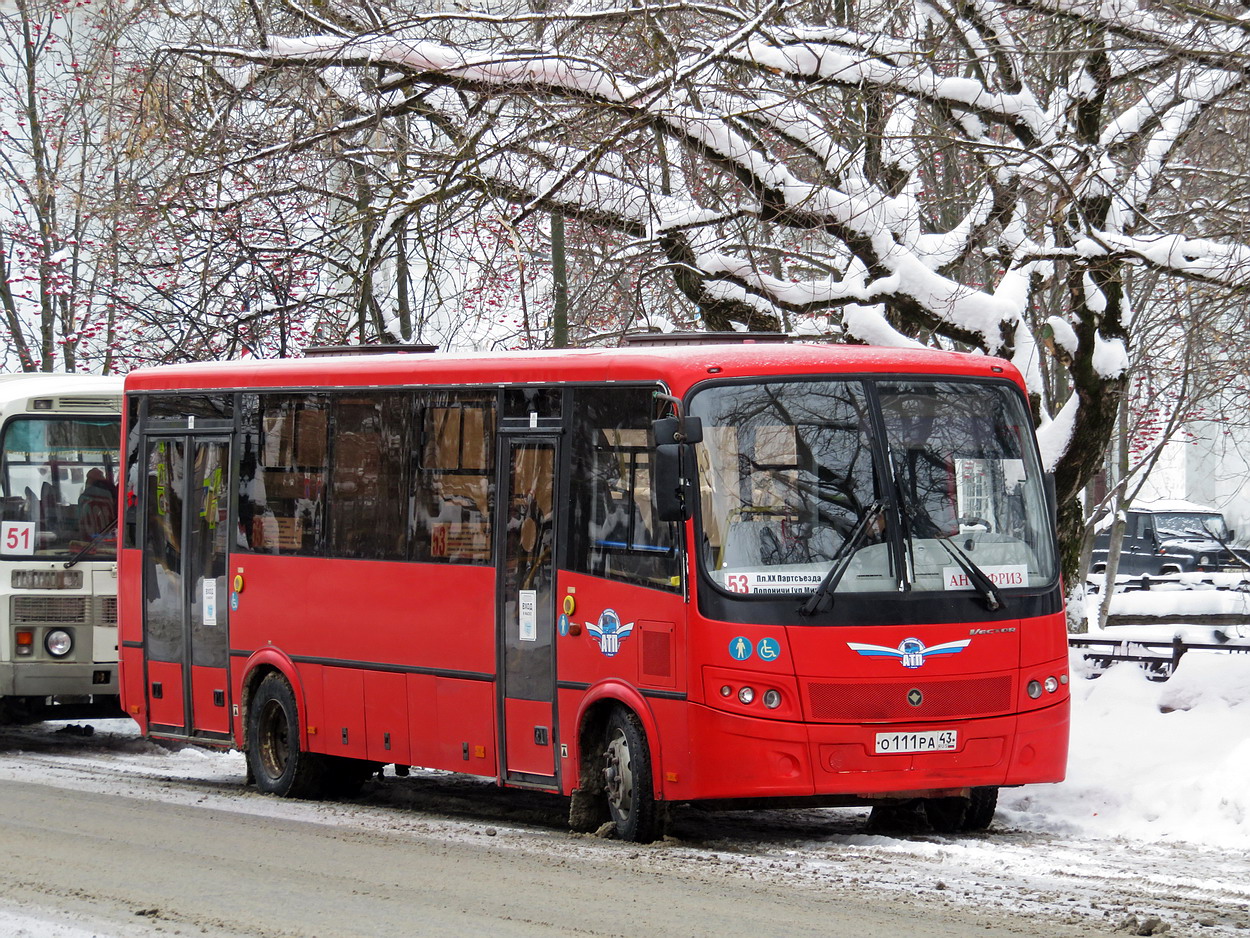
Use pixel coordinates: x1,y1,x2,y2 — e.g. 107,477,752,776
943,564,1028,591
519,589,537,641
723,571,824,594
1,521,36,556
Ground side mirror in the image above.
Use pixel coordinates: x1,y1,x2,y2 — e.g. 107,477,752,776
1043,472,1057,531
654,444,687,522
652,415,702,521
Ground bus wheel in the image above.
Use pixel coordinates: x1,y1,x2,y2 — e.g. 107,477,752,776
602,708,659,843
247,673,326,799
922,795,969,833
962,786,998,831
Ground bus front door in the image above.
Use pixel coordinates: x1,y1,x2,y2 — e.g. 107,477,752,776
142,436,231,741
497,439,558,785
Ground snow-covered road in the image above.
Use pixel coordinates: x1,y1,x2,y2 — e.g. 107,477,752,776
0,653,1246,937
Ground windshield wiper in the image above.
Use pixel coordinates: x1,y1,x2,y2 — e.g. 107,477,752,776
798,499,884,617
929,532,1005,611
896,497,1006,611
64,516,118,569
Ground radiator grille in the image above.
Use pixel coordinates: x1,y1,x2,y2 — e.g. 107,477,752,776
806,675,1013,721
98,596,118,625
13,595,89,623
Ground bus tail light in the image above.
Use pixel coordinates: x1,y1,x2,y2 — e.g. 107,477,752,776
15,630,34,656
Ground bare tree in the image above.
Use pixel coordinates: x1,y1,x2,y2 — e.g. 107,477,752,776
0,0,159,372
132,0,1250,578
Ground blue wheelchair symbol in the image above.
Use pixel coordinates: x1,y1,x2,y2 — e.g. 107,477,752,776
757,638,781,661
729,636,753,660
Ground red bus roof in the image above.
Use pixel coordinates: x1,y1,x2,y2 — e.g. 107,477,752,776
124,342,1024,397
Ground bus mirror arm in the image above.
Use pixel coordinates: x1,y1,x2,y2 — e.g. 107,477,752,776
652,415,703,445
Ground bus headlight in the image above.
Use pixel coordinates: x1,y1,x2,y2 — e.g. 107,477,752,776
1026,680,1042,699
1044,676,1059,694
45,629,73,658
738,686,755,705
762,689,782,709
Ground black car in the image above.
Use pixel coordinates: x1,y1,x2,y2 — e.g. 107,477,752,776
1091,502,1242,576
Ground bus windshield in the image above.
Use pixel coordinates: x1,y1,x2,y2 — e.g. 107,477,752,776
691,378,1056,600
0,417,121,559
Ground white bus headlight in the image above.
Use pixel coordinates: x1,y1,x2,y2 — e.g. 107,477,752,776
45,629,73,658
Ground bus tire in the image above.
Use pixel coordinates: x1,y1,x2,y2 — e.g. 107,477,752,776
923,795,969,833
602,708,660,843
247,673,326,799
962,786,998,831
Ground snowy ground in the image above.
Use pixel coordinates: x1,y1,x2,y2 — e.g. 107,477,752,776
1,648,1248,936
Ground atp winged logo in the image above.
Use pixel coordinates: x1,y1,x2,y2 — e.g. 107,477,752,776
847,637,971,669
586,608,634,657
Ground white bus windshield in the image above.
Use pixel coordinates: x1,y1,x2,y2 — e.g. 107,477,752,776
691,379,1056,599
0,417,121,559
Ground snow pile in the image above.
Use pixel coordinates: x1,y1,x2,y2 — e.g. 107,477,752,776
1096,578,1250,631
1000,652,1250,849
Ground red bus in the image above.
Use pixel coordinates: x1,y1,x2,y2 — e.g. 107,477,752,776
118,340,1068,841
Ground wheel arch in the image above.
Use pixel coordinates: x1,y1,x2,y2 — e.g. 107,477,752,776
572,680,663,800
238,648,307,754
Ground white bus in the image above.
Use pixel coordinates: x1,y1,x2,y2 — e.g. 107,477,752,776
0,374,123,723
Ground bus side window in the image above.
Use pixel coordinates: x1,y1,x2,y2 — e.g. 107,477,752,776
568,387,680,591
237,394,328,555
410,392,495,565
328,393,409,560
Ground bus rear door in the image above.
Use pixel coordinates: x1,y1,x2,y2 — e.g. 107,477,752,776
141,435,231,740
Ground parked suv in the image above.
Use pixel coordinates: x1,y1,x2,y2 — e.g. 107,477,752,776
1091,500,1242,576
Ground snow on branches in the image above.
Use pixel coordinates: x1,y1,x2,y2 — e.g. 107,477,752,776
155,0,1250,554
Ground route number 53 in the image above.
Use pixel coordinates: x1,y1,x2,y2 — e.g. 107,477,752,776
1,521,36,556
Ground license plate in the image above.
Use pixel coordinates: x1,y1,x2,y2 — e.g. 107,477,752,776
875,729,958,754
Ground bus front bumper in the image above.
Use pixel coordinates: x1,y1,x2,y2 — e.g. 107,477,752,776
676,698,1068,802
0,661,119,698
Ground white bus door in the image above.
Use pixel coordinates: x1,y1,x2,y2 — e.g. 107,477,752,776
142,436,231,740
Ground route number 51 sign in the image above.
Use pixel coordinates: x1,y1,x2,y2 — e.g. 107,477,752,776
1,521,36,556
